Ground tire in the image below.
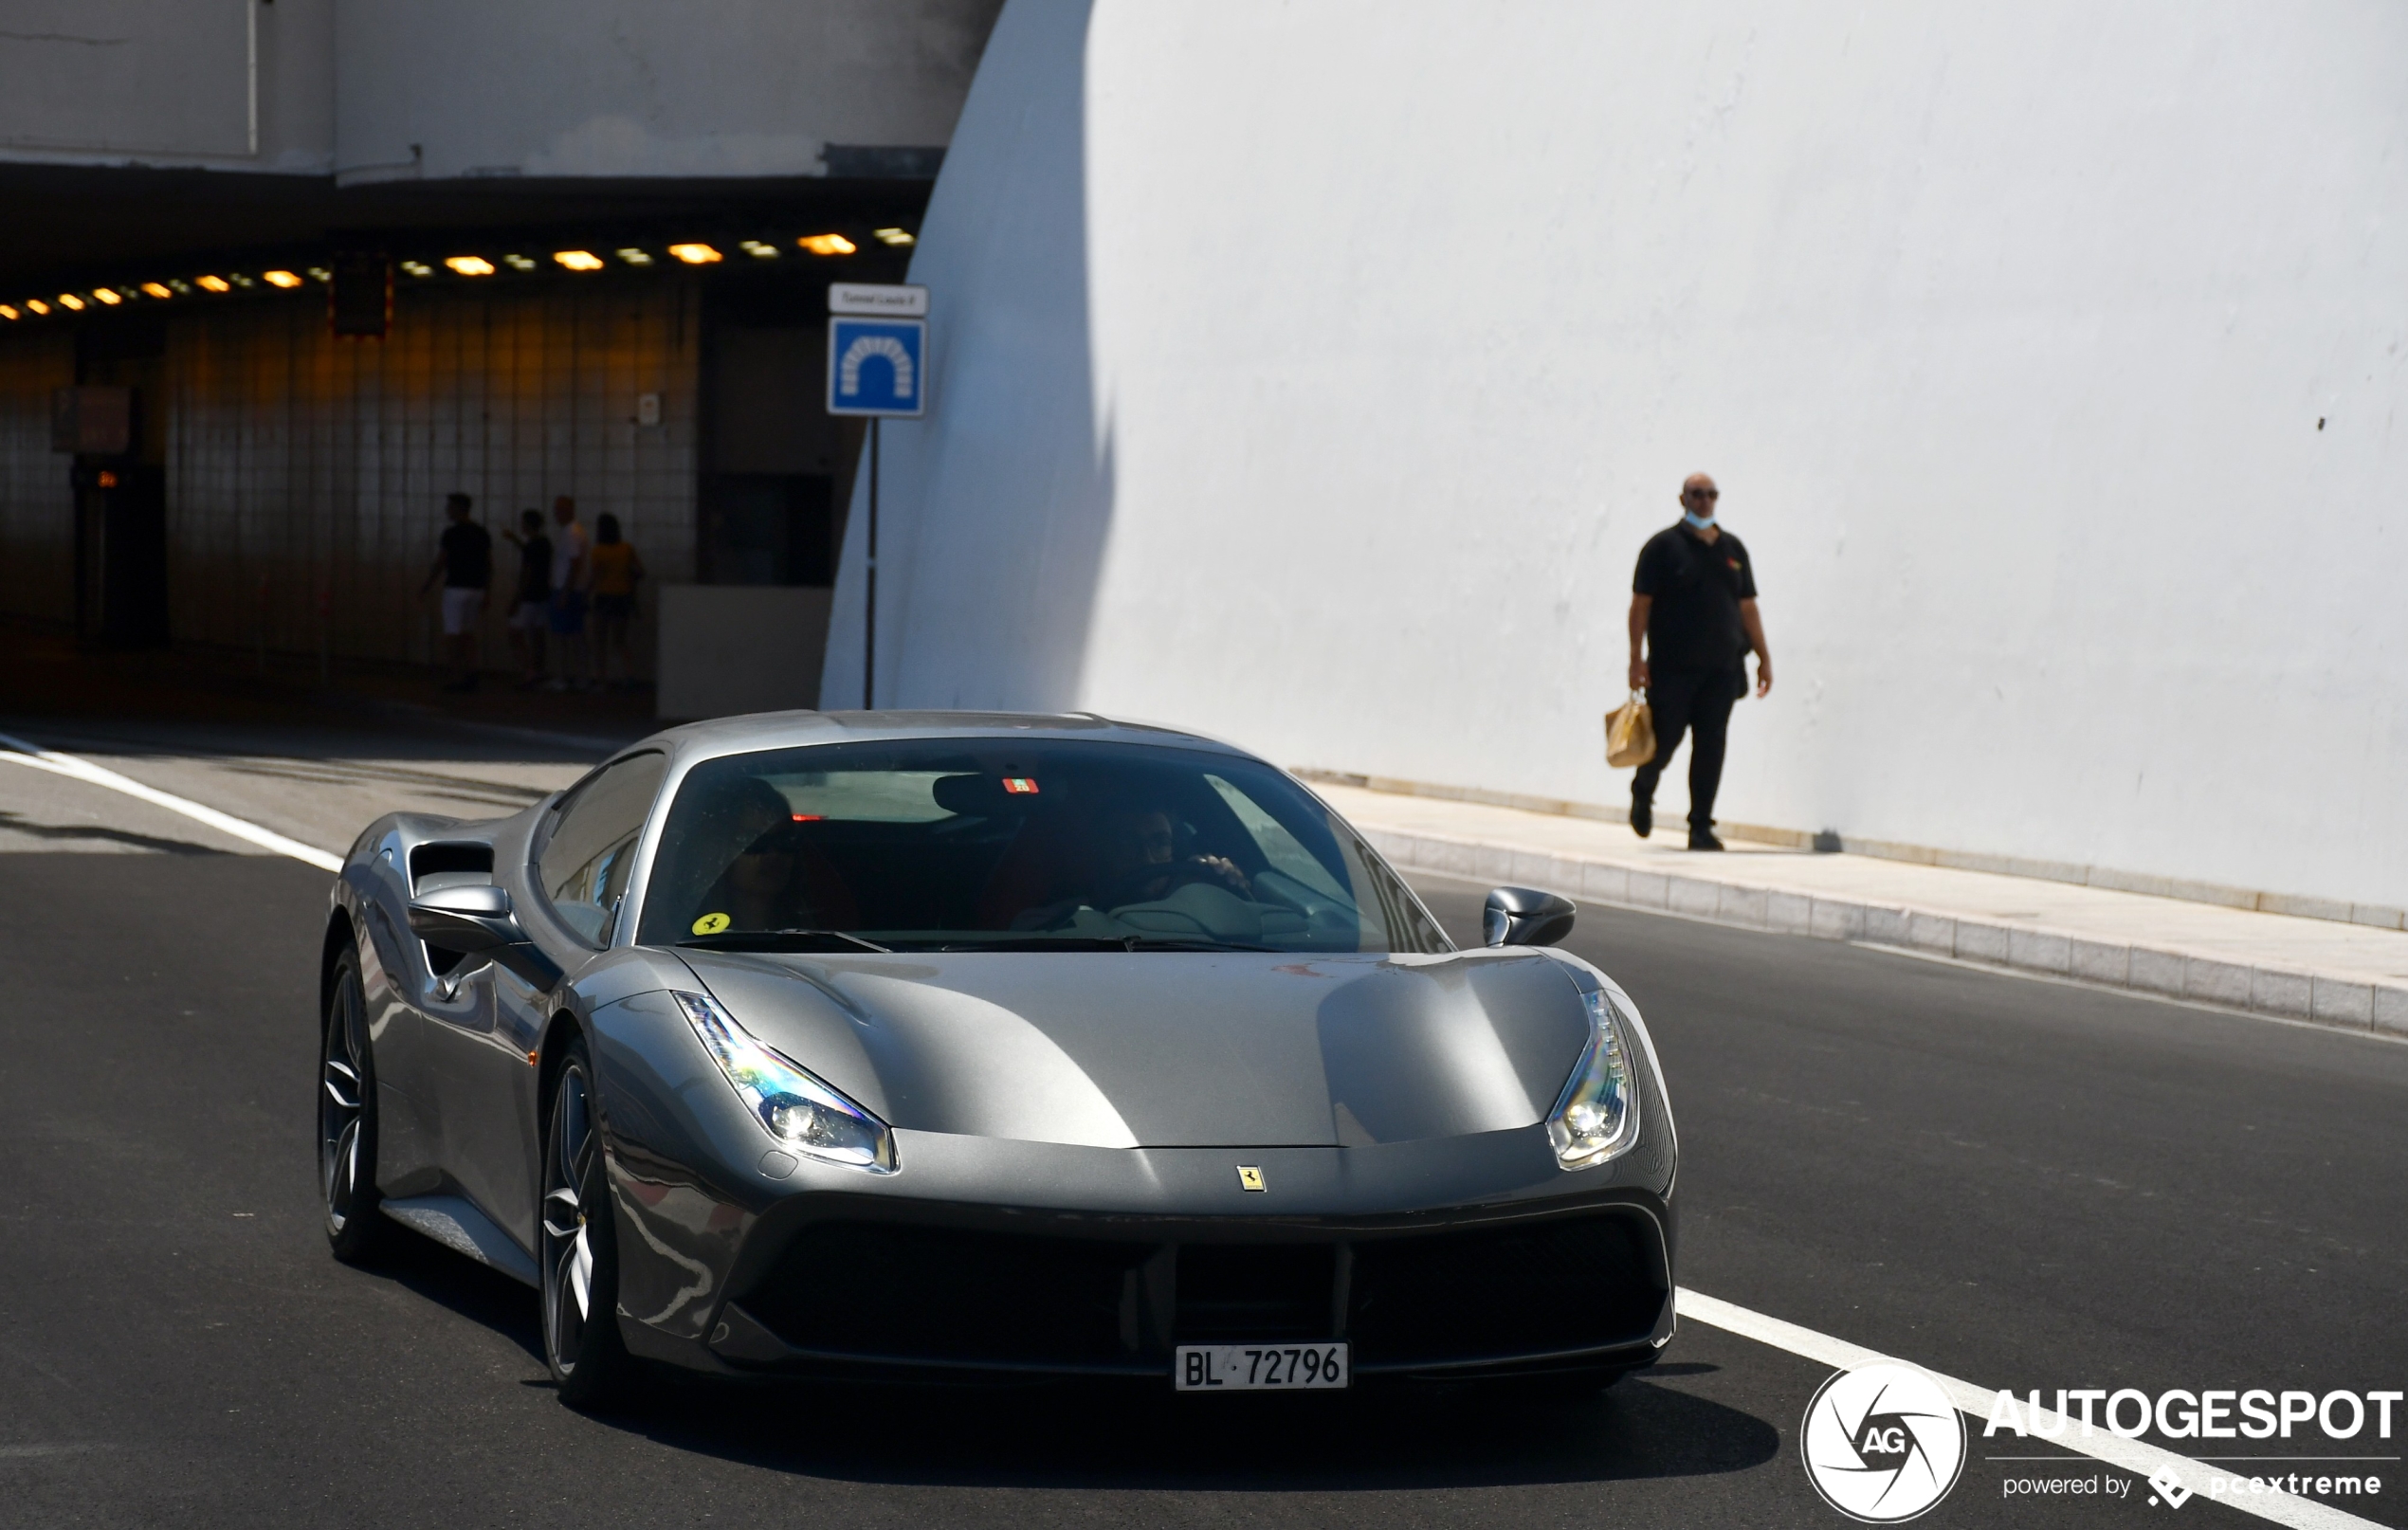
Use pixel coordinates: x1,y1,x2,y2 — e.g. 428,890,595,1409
541,1036,634,1409
320,942,388,1263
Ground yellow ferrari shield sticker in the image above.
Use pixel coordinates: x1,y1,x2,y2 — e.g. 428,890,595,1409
691,911,731,936
1237,1165,1266,1192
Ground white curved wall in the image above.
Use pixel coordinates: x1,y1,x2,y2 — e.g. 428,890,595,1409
829,0,2408,909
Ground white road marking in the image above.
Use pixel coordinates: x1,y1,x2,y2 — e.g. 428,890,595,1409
0,731,343,873
1678,1288,2385,1530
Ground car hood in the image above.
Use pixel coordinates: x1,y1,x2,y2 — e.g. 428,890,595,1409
674,949,1593,1150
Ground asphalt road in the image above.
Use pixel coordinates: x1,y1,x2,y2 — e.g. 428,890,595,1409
1,723,2402,1528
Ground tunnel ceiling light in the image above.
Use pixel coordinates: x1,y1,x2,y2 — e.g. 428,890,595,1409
92,287,122,305
141,282,174,299
167,278,192,294
27,299,51,315
0,305,17,320
739,239,780,259
399,261,433,277
229,274,256,287
554,250,605,271
263,270,302,288
872,227,916,246
196,275,230,292
616,247,654,265
445,256,496,276
667,243,721,264
502,254,537,270
58,293,86,310
305,266,331,282
797,233,857,256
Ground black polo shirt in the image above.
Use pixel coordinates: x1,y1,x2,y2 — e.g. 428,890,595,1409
439,521,492,590
1633,521,1757,672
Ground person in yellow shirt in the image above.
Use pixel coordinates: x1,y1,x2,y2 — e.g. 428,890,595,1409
587,513,646,690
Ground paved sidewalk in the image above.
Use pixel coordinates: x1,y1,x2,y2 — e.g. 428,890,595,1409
1319,782,2408,1038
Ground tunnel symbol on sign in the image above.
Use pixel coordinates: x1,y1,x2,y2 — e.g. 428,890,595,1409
837,335,914,397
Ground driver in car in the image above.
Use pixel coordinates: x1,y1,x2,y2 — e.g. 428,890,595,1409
1104,806,1250,905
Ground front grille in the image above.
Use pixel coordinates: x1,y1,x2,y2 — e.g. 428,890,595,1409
741,1221,1149,1365
1348,1213,1663,1365
1176,1244,1335,1342
735,1211,1662,1374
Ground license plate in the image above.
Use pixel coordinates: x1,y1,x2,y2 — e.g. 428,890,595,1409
1174,1342,1349,1391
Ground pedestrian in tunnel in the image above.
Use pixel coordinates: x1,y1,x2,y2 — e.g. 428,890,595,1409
1626,472,1772,850
588,513,646,690
419,492,490,693
546,495,590,691
502,508,552,689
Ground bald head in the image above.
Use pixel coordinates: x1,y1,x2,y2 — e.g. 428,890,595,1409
1680,473,1720,521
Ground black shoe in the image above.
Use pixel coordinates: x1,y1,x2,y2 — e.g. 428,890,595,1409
1687,829,1724,851
1631,799,1652,839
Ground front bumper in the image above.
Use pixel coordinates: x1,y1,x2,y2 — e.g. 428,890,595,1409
707,1190,1674,1384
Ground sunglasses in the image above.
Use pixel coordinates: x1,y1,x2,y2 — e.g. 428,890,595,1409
1684,487,1720,501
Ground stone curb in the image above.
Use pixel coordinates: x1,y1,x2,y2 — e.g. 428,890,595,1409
1365,827,2408,1041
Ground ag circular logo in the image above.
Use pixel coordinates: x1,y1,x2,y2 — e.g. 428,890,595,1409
1800,1359,1967,1522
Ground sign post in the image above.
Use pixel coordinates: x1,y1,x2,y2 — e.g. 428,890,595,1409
826,283,928,709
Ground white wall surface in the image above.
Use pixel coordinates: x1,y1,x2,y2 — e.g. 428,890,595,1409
827,0,2408,909
0,0,334,171
332,0,1000,183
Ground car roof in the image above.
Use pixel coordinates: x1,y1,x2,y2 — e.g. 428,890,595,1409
631,709,1257,771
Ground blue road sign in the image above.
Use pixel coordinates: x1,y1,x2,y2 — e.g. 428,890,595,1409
826,316,926,417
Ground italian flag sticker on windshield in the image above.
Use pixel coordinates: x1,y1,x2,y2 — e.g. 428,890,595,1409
1002,777,1039,794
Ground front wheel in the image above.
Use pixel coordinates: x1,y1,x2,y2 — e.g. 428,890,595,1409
320,943,387,1262
541,1037,634,1408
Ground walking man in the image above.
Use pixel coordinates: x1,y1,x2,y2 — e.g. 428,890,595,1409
419,492,491,692
501,508,552,688
1627,472,1772,849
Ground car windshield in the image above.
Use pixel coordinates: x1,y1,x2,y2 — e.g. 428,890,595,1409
636,738,1450,955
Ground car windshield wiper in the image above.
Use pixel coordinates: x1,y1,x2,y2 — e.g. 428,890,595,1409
678,929,892,954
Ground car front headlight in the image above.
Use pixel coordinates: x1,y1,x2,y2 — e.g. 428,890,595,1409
1547,988,1641,1170
673,991,897,1174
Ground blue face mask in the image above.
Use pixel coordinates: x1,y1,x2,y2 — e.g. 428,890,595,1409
1683,510,1716,530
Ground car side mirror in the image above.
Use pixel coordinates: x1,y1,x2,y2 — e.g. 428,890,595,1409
1483,886,1578,948
407,884,563,991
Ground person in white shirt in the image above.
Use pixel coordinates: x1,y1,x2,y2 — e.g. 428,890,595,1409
546,495,591,690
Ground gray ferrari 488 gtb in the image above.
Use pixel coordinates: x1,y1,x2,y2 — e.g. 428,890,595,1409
319,712,1678,1406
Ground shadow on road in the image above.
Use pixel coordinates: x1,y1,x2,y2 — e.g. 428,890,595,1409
579,1364,1780,1491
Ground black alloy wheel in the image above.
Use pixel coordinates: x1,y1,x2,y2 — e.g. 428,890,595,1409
320,943,387,1261
541,1037,632,1407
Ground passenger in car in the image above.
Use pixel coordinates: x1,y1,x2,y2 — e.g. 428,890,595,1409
684,778,858,933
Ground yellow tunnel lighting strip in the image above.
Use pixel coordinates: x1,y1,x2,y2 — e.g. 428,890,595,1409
667,243,721,264
92,288,122,305
445,256,496,276
797,233,857,256
57,294,85,310
26,299,50,315
196,275,231,292
263,270,302,288
141,282,173,299
872,228,916,246
0,305,17,320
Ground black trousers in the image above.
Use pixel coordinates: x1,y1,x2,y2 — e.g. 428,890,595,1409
1632,666,1742,831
